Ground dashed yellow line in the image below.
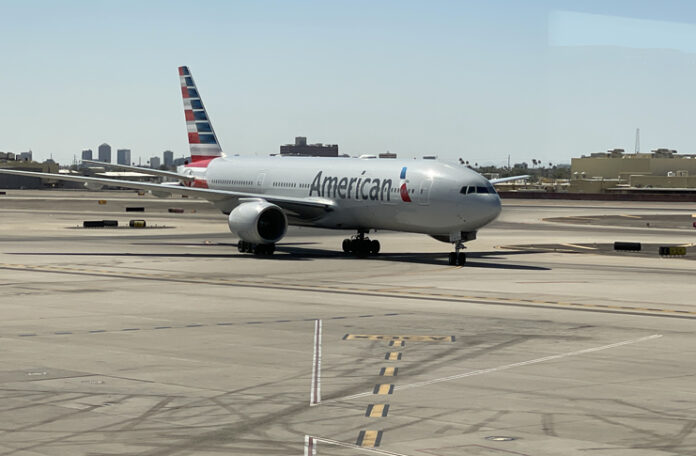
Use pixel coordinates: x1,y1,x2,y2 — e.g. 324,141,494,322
379,367,398,377
356,430,382,447
385,352,402,361
344,334,454,342
389,340,404,347
365,404,389,417
373,384,394,395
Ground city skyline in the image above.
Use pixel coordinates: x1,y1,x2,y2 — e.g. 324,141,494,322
2,1,696,166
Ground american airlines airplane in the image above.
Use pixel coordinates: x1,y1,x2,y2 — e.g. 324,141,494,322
0,66,525,265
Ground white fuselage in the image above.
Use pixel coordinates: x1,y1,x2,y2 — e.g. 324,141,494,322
188,155,502,237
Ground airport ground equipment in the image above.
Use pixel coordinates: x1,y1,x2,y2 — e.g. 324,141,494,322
659,246,687,256
614,241,642,251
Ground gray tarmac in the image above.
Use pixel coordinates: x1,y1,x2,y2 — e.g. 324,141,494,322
1,190,696,455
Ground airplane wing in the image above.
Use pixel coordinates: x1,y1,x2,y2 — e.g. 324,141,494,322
489,175,530,185
0,169,335,218
82,159,194,183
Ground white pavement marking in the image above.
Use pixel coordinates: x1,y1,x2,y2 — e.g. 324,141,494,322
332,334,662,401
308,436,411,456
310,319,322,406
304,435,317,456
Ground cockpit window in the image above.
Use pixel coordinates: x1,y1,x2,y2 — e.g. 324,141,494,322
460,183,497,195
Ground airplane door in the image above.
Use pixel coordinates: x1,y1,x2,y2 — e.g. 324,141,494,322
256,173,266,189
418,179,432,205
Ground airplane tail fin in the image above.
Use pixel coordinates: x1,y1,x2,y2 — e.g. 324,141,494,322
178,66,223,164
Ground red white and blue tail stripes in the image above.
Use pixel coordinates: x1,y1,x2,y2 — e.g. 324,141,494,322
179,66,223,163
399,166,412,202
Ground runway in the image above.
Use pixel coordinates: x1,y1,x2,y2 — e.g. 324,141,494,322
1,190,695,455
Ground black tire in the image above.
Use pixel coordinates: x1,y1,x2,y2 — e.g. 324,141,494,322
355,240,369,258
342,238,351,253
237,241,245,253
370,240,380,255
457,252,466,265
448,252,457,265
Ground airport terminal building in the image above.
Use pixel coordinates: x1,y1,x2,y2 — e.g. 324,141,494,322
570,148,696,193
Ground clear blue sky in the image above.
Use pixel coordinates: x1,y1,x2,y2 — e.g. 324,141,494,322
2,0,696,166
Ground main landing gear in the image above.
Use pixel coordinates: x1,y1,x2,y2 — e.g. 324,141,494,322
342,231,380,257
448,240,466,266
238,240,275,256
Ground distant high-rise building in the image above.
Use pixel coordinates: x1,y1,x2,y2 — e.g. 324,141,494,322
81,149,93,162
18,151,33,161
117,148,131,165
98,143,111,163
150,156,161,169
163,150,174,167
280,136,338,157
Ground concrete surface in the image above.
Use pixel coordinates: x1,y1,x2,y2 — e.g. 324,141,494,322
0,190,695,455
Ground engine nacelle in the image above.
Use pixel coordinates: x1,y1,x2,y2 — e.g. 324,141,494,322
228,201,287,244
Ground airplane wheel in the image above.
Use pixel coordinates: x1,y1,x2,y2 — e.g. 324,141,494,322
254,244,275,255
448,252,457,265
355,240,369,258
238,241,245,253
370,240,380,255
342,238,351,253
457,252,466,265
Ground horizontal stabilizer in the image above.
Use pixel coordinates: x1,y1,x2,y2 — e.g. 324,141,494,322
82,160,194,182
489,175,530,185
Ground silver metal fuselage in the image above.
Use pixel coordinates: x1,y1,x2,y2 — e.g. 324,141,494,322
199,156,502,237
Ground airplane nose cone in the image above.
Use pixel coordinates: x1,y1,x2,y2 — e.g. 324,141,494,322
490,194,502,221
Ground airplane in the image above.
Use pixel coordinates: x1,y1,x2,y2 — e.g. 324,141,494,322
0,66,527,265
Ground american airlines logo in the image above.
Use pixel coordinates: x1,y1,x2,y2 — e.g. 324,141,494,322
308,167,412,202
310,171,394,201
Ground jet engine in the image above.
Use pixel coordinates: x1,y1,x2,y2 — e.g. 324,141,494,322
228,201,287,244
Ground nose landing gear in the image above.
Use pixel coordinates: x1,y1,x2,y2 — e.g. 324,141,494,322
448,240,466,265
342,231,380,257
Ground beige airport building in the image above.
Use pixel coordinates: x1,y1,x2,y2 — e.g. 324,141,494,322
570,148,696,193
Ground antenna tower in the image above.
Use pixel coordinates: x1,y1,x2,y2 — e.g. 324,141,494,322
635,128,640,154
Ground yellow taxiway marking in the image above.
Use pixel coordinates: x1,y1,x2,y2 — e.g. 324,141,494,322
379,367,397,377
373,384,394,395
385,352,402,361
344,334,454,342
619,214,643,218
365,404,389,417
389,340,404,347
356,430,383,447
